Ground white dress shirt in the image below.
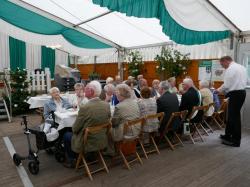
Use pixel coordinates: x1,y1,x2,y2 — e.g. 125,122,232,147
218,62,247,94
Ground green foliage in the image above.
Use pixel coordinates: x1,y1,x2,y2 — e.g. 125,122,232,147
88,71,101,80
9,67,31,115
127,51,144,77
155,47,190,80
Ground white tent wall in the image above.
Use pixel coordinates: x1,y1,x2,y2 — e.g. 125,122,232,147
77,50,118,64
77,39,232,64
0,31,70,71
237,42,250,129
127,39,232,61
55,50,68,67
0,32,9,70
26,43,41,70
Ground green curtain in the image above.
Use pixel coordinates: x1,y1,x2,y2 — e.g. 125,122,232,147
41,46,55,78
0,0,111,49
92,0,230,45
9,37,26,70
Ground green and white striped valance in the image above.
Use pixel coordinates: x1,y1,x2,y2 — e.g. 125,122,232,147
92,0,231,45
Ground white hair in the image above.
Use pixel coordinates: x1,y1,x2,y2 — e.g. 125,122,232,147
116,83,131,98
199,80,209,88
88,81,102,97
74,83,84,89
104,83,115,92
159,81,170,91
106,77,114,84
183,78,194,87
49,87,60,94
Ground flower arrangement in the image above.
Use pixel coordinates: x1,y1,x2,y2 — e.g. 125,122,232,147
126,51,144,77
155,47,190,80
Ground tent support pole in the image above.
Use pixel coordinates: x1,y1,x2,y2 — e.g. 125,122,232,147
118,50,124,81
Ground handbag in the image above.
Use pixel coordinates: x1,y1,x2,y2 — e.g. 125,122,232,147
183,122,190,135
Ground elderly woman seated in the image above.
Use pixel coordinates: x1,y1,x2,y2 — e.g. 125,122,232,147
199,80,214,116
138,87,159,132
68,83,88,109
103,83,119,105
111,84,141,141
43,87,72,121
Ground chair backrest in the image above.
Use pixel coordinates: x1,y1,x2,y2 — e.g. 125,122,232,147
124,118,144,137
205,102,215,116
180,110,188,121
163,110,188,134
218,99,228,112
188,105,208,121
83,121,112,145
144,112,164,123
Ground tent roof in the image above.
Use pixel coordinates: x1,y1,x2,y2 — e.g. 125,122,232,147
1,0,247,58
209,0,250,31
8,0,238,47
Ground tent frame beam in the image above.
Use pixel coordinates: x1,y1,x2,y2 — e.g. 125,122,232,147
74,10,113,27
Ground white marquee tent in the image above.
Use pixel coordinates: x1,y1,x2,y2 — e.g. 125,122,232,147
0,0,249,70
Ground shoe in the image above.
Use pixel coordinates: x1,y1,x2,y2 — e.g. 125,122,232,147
220,134,231,141
222,139,240,147
63,160,76,168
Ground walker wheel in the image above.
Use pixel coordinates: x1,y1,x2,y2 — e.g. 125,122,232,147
28,161,39,175
13,153,21,166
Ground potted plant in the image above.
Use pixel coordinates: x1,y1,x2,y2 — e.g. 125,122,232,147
126,51,144,77
88,71,101,80
155,47,190,80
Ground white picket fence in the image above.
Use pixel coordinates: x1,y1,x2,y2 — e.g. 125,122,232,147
27,68,51,93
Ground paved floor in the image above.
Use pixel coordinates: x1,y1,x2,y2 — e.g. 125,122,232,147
1,113,250,187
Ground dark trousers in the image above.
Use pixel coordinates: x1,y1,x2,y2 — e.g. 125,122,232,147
63,132,76,161
225,90,246,144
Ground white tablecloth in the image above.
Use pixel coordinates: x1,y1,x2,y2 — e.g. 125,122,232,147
27,94,74,109
27,95,51,109
54,104,115,131
54,110,78,131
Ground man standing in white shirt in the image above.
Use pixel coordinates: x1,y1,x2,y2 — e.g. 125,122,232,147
217,56,247,147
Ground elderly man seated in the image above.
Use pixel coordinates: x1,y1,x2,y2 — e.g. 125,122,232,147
157,81,180,134
179,78,202,120
111,84,141,142
68,83,88,109
43,87,72,121
63,81,111,168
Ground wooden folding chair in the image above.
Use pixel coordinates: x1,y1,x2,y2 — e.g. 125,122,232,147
142,112,164,156
203,103,215,132
187,106,209,143
162,110,188,150
211,99,228,129
114,118,144,170
75,122,111,181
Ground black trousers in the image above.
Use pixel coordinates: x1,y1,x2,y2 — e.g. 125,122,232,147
225,90,246,144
